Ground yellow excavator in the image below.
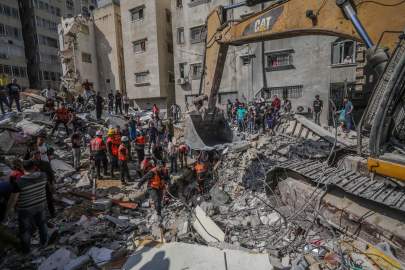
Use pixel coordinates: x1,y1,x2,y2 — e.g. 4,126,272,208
184,0,405,256
185,0,405,180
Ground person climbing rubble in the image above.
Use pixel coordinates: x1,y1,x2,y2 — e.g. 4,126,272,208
193,151,209,193
90,130,108,179
140,152,155,176
106,128,121,178
137,160,170,216
118,136,130,184
51,103,71,137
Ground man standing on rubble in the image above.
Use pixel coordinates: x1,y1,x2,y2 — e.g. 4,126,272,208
137,160,170,216
115,90,123,115
106,128,121,177
90,130,108,179
7,78,22,112
108,91,114,114
41,83,56,101
95,92,104,120
123,95,130,115
135,131,146,164
31,151,56,218
51,103,71,136
178,143,189,168
313,94,323,125
8,160,49,253
118,136,130,184
71,131,81,171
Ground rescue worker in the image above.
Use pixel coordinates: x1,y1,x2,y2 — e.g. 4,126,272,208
7,78,22,112
0,75,10,114
106,128,121,177
178,143,189,168
51,103,71,136
108,91,114,114
140,153,154,175
115,90,123,115
194,151,209,193
118,136,130,184
137,161,170,216
135,132,146,164
90,130,108,179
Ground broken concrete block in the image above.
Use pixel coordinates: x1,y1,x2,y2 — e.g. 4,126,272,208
63,255,91,270
0,131,15,153
75,171,91,188
93,199,112,211
16,119,45,136
51,159,76,179
105,215,129,228
232,142,250,153
87,247,113,267
39,248,76,270
193,206,225,243
210,186,230,206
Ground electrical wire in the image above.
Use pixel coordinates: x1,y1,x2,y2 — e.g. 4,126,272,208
355,0,405,7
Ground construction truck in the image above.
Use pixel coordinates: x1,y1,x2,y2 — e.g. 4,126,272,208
184,0,405,259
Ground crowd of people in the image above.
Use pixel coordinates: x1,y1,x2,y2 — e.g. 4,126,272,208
0,84,217,254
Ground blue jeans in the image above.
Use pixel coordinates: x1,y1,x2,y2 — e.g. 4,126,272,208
248,120,255,133
18,204,48,253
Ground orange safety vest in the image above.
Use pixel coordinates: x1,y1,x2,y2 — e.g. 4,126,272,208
107,137,119,156
118,144,128,161
149,168,164,190
90,137,106,152
135,135,145,145
195,162,208,174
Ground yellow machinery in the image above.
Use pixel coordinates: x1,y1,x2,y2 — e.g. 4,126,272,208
184,0,405,182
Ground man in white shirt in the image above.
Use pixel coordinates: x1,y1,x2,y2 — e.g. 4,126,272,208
41,84,56,101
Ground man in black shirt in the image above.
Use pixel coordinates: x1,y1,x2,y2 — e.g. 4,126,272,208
108,91,114,114
7,78,22,112
313,95,323,125
115,91,123,115
95,92,104,120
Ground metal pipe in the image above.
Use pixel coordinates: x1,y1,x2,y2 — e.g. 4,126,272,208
223,1,247,10
339,1,373,48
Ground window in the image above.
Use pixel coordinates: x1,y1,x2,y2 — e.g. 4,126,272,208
179,62,187,78
12,66,20,77
262,85,303,100
190,63,202,80
166,9,171,23
130,6,144,21
20,67,27,77
4,65,11,75
0,24,5,36
50,72,56,81
82,52,92,63
135,71,149,85
43,71,50,80
177,27,185,44
176,0,183,8
190,25,205,44
241,54,255,65
169,72,175,83
332,39,356,65
3,5,10,16
133,39,146,53
189,0,211,7
265,49,294,71
11,8,18,18
167,42,173,54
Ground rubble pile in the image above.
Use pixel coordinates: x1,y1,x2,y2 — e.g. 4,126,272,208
1,101,403,269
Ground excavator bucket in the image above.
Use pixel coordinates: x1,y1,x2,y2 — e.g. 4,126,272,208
184,110,233,150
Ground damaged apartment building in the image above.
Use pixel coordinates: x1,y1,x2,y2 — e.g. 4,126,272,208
0,0,98,90
59,0,125,96
171,0,368,124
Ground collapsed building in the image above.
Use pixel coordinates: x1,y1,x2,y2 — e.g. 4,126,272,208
0,90,404,270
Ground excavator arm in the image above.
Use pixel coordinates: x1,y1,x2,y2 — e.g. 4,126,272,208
202,0,405,109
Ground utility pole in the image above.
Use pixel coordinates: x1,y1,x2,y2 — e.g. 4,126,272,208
18,0,41,89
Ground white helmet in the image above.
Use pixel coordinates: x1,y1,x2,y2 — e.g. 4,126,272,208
121,136,129,142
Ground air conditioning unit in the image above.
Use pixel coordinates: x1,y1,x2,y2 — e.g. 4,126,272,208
177,77,188,85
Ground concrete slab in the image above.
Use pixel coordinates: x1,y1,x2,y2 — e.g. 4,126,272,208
122,242,273,270
193,205,225,243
